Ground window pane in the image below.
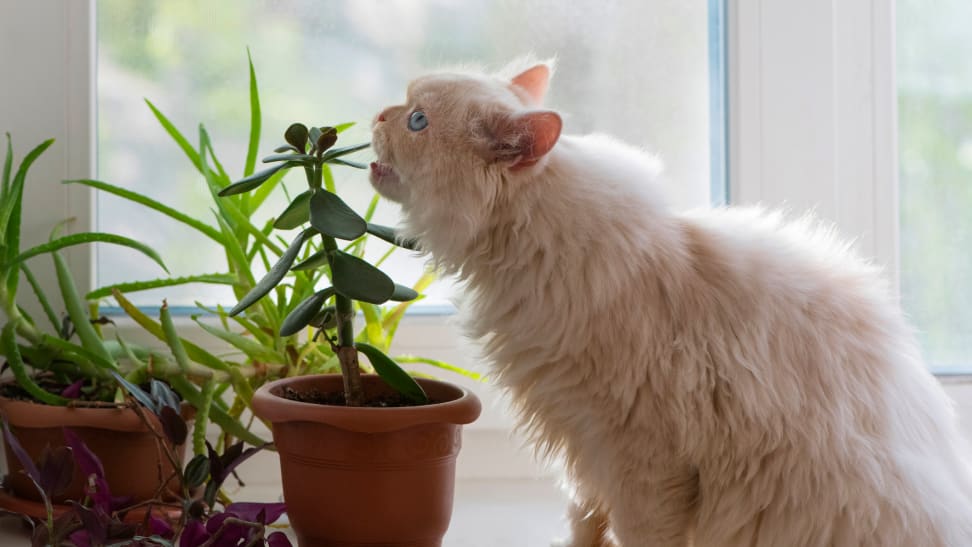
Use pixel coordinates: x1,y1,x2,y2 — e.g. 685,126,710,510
897,0,972,371
97,0,720,309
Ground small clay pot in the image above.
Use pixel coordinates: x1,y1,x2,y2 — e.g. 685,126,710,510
252,374,482,547
0,396,188,505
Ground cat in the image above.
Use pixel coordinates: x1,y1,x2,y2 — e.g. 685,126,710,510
368,60,972,546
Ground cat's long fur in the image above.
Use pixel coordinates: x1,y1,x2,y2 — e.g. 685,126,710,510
369,61,972,546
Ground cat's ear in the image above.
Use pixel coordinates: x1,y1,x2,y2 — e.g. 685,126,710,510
480,110,562,170
510,64,551,105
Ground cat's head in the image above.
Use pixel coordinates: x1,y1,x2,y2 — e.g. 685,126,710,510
369,62,562,253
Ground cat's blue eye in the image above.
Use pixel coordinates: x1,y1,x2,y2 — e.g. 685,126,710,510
408,110,428,132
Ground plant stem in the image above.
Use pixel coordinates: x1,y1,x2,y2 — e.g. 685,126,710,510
321,235,363,406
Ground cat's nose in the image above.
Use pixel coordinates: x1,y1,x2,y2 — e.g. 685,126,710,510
374,107,394,126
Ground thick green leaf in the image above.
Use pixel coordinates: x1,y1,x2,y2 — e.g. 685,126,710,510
309,189,366,240
53,251,115,366
274,144,299,153
291,249,329,271
320,142,370,162
112,289,230,373
160,302,192,373
355,342,428,404
229,229,313,316
249,161,291,213
14,233,168,274
20,264,59,331
326,157,368,170
262,153,313,164
0,138,53,249
64,179,224,244
390,284,419,302
285,123,309,152
86,273,236,301
219,163,290,196
1,133,11,198
167,375,267,446
365,223,419,251
193,319,285,363
331,250,395,304
244,49,261,178
273,190,312,230
145,99,202,173
1,321,71,406
280,287,335,336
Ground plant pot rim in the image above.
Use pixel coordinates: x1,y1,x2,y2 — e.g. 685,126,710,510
251,374,482,433
0,395,153,432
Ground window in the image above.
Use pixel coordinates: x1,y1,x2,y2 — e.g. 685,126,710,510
897,0,972,373
95,0,724,310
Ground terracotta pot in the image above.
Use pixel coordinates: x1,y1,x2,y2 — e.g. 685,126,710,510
0,396,188,505
252,374,482,547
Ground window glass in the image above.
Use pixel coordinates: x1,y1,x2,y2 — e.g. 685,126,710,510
97,0,721,308
898,0,972,372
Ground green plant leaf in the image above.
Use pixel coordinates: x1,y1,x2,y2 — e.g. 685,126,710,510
285,123,309,152
14,233,168,274
390,284,419,302
249,161,291,213
325,157,368,170
1,321,71,406
244,48,261,178
395,355,486,382
64,179,224,244
334,122,356,133
184,454,210,489
145,99,202,173
160,302,192,373
1,133,12,198
355,342,428,404
193,318,285,364
219,163,291,197
279,287,335,336
365,223,419,251
229,229,313,316
320,142,370,162
273,190,312,230
0,138,53,249
262,153,314,164
86,273,236,301
168,375,267,446
39,334,115,378
309,189,366,240
53,251,116,366
20,264,60,331
274,144,299,153
331,250,395,304
111,371,160,414
291,249,329,271
112,289,230,373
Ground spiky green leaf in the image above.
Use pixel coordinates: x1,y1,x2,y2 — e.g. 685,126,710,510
14,233,168,273
244,49,262,178
86,273,236,301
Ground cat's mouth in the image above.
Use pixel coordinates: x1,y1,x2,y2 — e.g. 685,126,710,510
369,161,400,186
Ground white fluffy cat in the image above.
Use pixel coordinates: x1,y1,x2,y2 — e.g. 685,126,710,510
369,60,972,546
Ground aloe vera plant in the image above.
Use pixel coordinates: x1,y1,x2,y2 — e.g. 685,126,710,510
0,135,263,447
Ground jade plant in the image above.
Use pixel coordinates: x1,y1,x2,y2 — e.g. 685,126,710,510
69,53,476,415
219,122,426,406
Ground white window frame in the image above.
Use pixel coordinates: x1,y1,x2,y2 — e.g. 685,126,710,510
10,0,958,479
